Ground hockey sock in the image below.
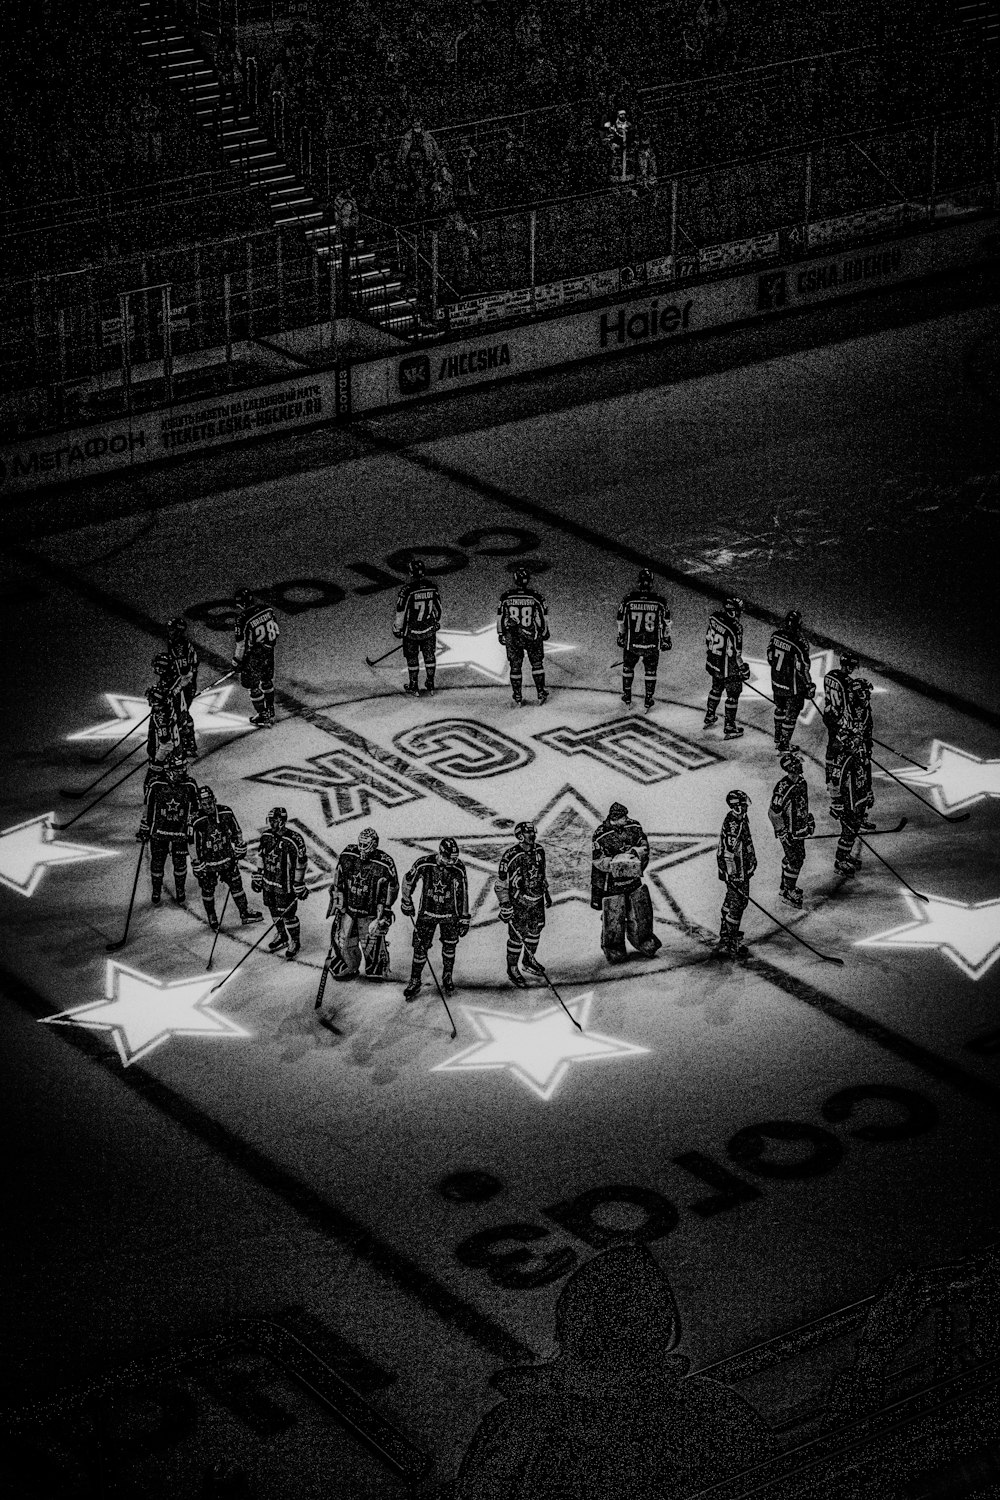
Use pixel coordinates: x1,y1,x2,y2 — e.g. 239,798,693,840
234,894,249,918
285,915,301,943
506,933,522,968
510,671,523,700
250,690,265,715
532,669,546,694
523,935,541,962
203,899,217,923
425,666,436,689
409,957,425,980
706,686,723,717
441,938,457,978
407,667,419,690
622,667,635,698
263,689,275,717
644,674,656,704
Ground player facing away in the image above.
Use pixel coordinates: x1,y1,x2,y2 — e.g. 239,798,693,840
767,749,814,908
232,588,279,727
326,827,399,980
704,596,750,738
766,610,816,750
834,729,874,876
495,820,553,987
190,786,263,929
591,802,662,964
400,838,470,999
617,569,672,711
152,652,196,759
822,650,860,814
497,567,550,707
145,680,180,765
252,806,309,959
393,558,442,696
166,616,200,731
137,751,200,907
715,789,756,958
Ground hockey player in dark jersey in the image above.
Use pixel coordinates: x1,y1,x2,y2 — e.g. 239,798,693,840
251,806,309,959
591,802,661,964
495,821,552,987
190,786,263,929
834,729,874,876
497,568,550,707
823,651,860,814
400,838,470,999
152,651,196,759
716,789,756,958
232,588,279,727
166,618,200,743
704,596,750,739
767,750,815,908
326,827,399,980
766,610,816,750
393,558,442,696
145,681,180,765
137,751,200,906
617,569,672,711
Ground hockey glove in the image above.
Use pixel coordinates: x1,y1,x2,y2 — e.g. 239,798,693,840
251,874,263,893
392,629,403,640
192,861,205,877
400,895,415,918
136,825,149,842
458,919,470,938
499,905,514,924
370,910,393,936
544,890,553,908
807,813,816,836
616,635,624,649
326,889,344,919
740,661,751,681
806,682,817,699
662,636,672,651
294,883,309,901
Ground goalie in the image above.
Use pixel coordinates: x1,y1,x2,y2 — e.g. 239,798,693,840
326,827,399,980
591,802,662,964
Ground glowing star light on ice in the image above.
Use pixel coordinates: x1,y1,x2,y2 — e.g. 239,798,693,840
68,687,251,742
0,813,117,898
885,741,1000,814
431,622,575,682
433,992,648,1100
41,960,250,1066
858,891,1000,982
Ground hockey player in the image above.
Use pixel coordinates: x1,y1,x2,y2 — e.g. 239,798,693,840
326,827,399,980
766,610,816,750
251,806,309,959
167,616,200,723
393,558,442,696
617,569,672,711
823,651,860,815
400,838,470,999
704,596,750,739
591,802,661,964
232,588,279,727
137,751,200,906
497,567,550,707
834,729,874,876
152,651,196,759
716,789,756,958
767,750,814,908
495,821,553,987
145,681,180,765
190,786,263,929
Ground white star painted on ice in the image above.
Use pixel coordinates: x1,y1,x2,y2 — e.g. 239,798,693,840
857,891,1000,981
68,688,251,741
430,622,574,681
887,742,1000,814
41,960,249,1066
744,649,887,727
0,814,117,898
433,991,648,1100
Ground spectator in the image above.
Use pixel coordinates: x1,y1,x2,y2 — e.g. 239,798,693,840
397,116,444,215
515,4,543,64
603,107,633,180
636,135,658,191
332,181,360,256
442,208,480,292
696,0,730,71
453,133,478,205
269,60,287,143
132,99,163,167
430,161,455,214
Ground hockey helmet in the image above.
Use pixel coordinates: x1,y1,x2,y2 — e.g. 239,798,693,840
637,568,653,590
164,752,188,780
151,652,172,677
783,609,803,633
357,827,380,857
779,751,803,775
267,806,288,830
198,786,218,814
722,595,744,618
167,616,187,638
407,557,426,579
438,836,460,863
513,567,531,588
608,801,629,822
234,589,256,609
514,820,537,845
839,651,860,673
726,789,750,810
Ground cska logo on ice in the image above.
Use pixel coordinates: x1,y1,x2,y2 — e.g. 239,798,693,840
249,679,747,990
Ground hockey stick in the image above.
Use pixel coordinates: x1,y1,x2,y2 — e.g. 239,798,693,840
870,754,970,823
106,841,147,952
210,900,297,993
810,817,907,838
61,738,147,798
205,886,232,972
407,915,457,1039
79,711,152,766
871,734,933,772
365,643,404,668
744,891,845,964
53,759,148,830
314,945,335,1009
535,964,583,1031
855,834,929,903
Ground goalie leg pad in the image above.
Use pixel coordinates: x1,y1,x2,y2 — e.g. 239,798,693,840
625,884,661,954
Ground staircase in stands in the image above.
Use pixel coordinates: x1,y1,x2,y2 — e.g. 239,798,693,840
133,0,421,338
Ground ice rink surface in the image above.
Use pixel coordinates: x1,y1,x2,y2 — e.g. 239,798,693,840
2,270,1000,1496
